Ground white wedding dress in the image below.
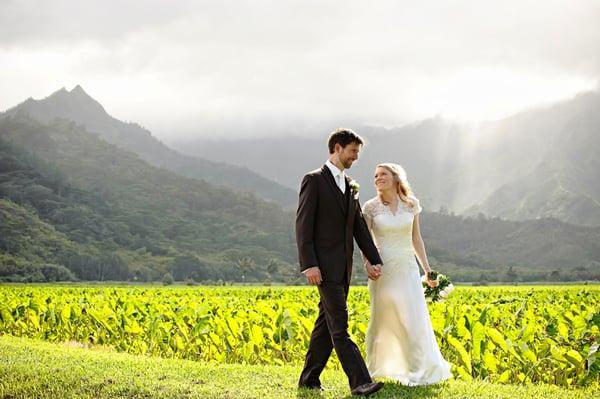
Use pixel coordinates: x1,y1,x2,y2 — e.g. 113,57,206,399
362,196,451,385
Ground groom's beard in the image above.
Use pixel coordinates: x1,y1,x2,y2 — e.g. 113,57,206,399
342,158,356,169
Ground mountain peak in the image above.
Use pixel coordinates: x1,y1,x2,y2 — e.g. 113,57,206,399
47,85,94,101
62,85,104,110
70,84,88,97
48,87,68,97
3,85,110,126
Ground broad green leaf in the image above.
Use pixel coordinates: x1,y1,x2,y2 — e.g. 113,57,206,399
478,306,489,325
454,365,473,381
175,335,185,351
519,323,535,343
497,370,511,383
557,322,569,340
486,328,507,352
251,324,263,346
456,317,472,340
482,351,498,373
26,310,40,330
226,317,240,336
551,346,566,362
447,335,472,374
564,350,583,366
471,321,485,361
60,305,71,323
521,348,537,363
0,307,14,324
124,323,143,334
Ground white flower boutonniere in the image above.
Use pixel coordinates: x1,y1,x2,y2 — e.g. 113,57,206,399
349,179,360,199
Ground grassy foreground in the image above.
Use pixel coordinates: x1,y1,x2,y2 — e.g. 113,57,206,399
0,335,598,399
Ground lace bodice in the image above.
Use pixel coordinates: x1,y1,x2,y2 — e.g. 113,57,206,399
362,196,422,221
362,196,422,269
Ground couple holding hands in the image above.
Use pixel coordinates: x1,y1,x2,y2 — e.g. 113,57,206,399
296,128,451,396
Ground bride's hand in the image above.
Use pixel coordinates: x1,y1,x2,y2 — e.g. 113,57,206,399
365,263,382,280
426,277,439,288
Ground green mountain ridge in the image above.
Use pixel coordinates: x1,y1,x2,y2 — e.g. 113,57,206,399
3,86,297,207
421,211,600,276
0,116,296,282
0,198,79,281
1,97,599,283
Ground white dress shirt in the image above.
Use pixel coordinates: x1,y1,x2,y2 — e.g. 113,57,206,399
325,159,346,194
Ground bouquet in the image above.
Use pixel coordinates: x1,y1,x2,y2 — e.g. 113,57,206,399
422,270,454,303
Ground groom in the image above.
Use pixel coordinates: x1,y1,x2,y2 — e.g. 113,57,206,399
296,128,384,396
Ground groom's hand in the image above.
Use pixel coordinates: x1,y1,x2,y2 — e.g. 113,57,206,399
303,267,322,285
367,264,383,280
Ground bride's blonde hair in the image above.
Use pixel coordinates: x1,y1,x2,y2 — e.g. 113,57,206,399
376,163,417,207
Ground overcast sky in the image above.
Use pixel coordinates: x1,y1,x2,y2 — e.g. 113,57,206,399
1,0,599,139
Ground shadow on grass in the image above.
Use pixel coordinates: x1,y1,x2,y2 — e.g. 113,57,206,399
296,386,326,399
296,381,446,399
369,381,446,399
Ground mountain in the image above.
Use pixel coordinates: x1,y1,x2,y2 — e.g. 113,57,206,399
0,198,79,282
1,92,599,283
463,91,600,226
2,86,297,207
419,211,600,281
0,115,297,282
173,91,600,227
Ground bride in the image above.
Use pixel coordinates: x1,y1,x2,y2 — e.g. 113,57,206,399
361,163,452,385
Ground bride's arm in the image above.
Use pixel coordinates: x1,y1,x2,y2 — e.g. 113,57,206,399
412,215,433,277
360,203,381,280
360,212,373,266
411,199,438,287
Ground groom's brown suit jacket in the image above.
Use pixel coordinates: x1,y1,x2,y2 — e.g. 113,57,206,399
296,165,382,283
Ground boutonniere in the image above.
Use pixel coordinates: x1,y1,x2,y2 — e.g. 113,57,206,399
348,179,360,199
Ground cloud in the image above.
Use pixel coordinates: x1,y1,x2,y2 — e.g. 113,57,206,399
1,0,599,138
0,0,193,46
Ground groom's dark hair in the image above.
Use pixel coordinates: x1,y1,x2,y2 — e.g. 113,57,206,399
328,128,364,154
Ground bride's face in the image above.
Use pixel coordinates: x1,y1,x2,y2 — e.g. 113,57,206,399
374,167,394,191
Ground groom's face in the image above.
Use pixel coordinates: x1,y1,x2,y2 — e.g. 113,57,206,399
337,142,361,169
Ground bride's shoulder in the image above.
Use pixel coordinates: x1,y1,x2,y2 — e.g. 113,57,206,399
407,195,422,214
363,196,380,208
362,196,382,216
408,195,420,205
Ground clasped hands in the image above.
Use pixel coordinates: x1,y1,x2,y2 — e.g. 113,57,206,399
303,262,384,285
365,261,383,280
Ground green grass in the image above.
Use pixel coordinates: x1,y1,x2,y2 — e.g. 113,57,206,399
0,335,597,398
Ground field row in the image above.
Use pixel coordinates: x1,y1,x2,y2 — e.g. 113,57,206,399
0,285,598,386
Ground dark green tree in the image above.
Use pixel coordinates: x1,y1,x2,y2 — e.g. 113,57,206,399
237,256,255,283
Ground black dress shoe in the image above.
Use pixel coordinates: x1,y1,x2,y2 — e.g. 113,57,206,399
351,381,384,396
